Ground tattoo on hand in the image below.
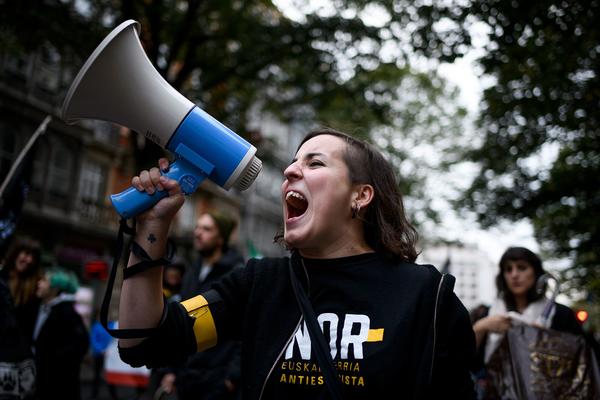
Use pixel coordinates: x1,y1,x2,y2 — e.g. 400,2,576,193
147,233,157,243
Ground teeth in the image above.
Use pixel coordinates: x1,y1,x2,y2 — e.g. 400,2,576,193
286,191,306,202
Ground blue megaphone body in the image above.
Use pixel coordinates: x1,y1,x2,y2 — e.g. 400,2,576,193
109,106,261,218
61,20,262,218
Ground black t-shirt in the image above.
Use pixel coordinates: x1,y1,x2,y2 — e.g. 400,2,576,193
120,253,476,399
263,253,457,399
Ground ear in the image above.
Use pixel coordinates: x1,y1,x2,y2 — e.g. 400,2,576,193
352,184,374,209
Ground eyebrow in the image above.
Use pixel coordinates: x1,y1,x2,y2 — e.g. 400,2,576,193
290,152,326,164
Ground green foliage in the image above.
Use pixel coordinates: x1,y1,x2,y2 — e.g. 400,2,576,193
0,0,470,230
1,1,469,124
6,0,587,298
0,0,106,56
459,1,600,299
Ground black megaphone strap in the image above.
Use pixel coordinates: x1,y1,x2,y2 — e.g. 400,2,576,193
100,218,174,339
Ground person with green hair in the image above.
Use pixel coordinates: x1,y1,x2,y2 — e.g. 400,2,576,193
33,267,89,400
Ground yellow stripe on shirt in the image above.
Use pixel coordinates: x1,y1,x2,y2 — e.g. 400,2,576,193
181,295,218,351
367,328,384,342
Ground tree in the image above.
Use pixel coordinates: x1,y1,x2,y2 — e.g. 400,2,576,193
0,0,470,227
458,1,600,298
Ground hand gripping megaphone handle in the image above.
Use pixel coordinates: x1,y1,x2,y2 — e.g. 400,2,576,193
110,145,215,218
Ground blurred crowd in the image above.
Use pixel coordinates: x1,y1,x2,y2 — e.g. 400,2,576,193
1,216,598,400
0,210,244,400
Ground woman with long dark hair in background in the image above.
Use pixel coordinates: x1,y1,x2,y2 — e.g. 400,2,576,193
473,247,582,360
0,238,42,346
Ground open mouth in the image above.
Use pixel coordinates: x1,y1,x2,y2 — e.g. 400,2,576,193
286,190,308,219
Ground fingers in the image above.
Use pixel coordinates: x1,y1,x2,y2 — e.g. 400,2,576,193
159,175,183,196
131,167,164,194
130,158,184,207
158,157,170,172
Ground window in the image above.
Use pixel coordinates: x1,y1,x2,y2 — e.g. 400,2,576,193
78,160,106,203
47,141,74,197
35,45,61,93
31,144,48,191
3,54,32,82
92,121,116,144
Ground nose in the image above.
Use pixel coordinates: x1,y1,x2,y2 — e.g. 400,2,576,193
283,162,302,181
507,269,519,279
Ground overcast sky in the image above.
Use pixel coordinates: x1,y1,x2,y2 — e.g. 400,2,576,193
434,28,542,264
272,0,541,264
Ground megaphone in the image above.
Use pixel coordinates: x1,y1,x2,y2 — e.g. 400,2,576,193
62,20,262,218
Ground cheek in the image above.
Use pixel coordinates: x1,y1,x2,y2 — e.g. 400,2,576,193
315,182,351,211
526,273,537,286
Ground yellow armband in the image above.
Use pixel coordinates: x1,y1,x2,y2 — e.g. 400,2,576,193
181,295,217,351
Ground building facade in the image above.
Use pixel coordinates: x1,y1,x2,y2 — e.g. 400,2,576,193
418,243,497,313
0,41,293,319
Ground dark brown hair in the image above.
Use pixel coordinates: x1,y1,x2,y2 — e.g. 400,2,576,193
1,238,42,306
276,128,418,263
204,210,237,250
495,247,545,311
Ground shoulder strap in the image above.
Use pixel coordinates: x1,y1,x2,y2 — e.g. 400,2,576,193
289,252,344,400
429,272,456,383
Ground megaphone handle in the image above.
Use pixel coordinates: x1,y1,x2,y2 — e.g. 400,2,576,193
110,159,208,219
110,186,169,219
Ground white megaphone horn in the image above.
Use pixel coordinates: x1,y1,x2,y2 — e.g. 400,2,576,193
62,20,262,218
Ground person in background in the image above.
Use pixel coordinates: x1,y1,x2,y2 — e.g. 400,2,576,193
89,311,119,400
158,211,244,400
33,267,89,400
143,261,185,399
470,304,490,325
117,128,476,399
0,278,36,400
162,262,185,304
0,238,42,347
179,211,244,299
469,304,491,400
473,247,582,358
471,247,584,398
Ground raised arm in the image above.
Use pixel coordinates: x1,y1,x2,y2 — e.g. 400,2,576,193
119,158,185,348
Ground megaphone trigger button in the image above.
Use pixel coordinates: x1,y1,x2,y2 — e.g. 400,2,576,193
179,175,198,195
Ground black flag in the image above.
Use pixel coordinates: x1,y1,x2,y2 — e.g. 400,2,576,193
0,116,50,257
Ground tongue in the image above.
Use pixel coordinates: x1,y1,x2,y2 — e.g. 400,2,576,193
287,196,308,217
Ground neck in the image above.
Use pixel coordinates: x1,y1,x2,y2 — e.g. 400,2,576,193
42,293,59,305
201,247,223,266
514,295,528,313
291,221,375,259
299,236,373,259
